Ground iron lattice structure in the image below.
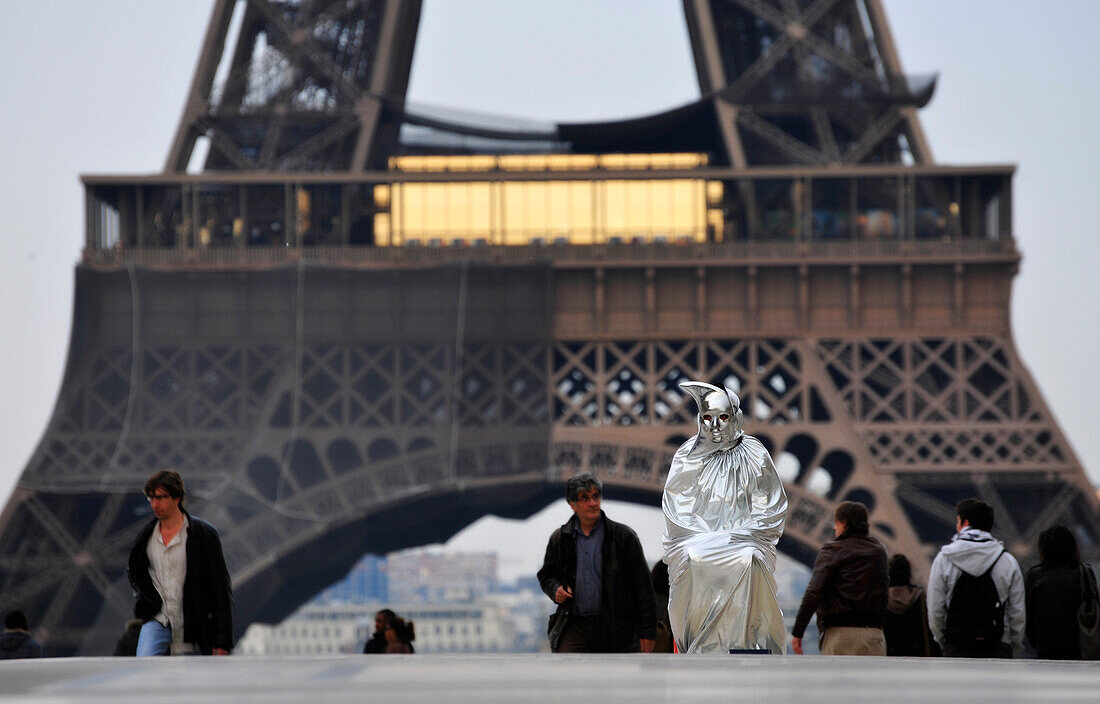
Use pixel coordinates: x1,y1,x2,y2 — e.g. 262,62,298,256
0,0,1096,655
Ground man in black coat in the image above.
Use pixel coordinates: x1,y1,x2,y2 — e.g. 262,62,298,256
537,472,657,653
127,470,234,655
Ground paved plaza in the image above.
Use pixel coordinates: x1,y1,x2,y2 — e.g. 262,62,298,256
1,654,1097,703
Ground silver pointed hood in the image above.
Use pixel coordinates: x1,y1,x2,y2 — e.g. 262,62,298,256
680,380,744,456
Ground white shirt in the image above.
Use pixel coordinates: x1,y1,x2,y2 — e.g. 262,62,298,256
147,515,196,654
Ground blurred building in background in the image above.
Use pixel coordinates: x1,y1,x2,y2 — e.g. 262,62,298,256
313,554,389,604
235,602,522,655
237,549,545,654
385,550,497,604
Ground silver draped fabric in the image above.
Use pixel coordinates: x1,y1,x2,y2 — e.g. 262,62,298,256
662,382,788,654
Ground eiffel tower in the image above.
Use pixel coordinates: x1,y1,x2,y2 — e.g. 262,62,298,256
0,0,1095,655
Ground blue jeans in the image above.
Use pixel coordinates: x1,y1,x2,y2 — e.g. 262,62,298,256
136,620,172,656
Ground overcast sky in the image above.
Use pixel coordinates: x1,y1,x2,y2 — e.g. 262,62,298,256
1,1,1097,580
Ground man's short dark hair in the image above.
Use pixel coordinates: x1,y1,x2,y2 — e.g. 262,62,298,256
144,470,186,509
955,498,994,532
375,608,396,625
4,610,29,631
565,472,603,503
834,501,869,535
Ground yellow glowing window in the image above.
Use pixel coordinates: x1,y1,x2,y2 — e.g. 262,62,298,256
380,153,720,245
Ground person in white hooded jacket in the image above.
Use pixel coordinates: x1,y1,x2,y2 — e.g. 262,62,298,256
927,498,1025,657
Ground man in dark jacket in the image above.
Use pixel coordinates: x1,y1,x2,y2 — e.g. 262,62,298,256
537,472,657,652
792,501,888,655
127,470,234,655
0,611,43,659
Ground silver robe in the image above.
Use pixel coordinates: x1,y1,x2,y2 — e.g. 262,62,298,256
662,432,788,654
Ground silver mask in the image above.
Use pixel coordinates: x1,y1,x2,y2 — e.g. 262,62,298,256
680,381,744,451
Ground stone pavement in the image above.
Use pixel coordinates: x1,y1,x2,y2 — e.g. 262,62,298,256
1,654,1097,703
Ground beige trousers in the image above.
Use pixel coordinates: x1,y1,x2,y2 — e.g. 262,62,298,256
820,626,887,656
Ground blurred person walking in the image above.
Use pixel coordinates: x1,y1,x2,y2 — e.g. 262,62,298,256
1,611,43,659
127,470,234,655
884,554,935,656
928,498,1024,658
792,501,888,656
1025,525,1095,659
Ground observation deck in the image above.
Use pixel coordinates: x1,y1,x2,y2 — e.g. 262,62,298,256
83,161,1018,340
84,163,1014,259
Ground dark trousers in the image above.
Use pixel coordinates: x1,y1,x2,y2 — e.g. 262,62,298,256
555,615,605,653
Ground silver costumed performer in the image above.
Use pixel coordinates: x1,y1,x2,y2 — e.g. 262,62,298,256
662,381,788,653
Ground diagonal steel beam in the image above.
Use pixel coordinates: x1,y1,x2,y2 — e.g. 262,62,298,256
810,108,841,160
737,109,831,165
781,0,844,160
894,482,958,527
351,0,423,170
864,0,933,162
197,116,261,171
975,479,1022,542
165,0,238,172
257,102,292,169
246,0,365,103
799,31,884,89
724,32,799,101
726,0,881,106
841,107,903,163
214,3,264,110
1021,484,1079,544
681,0,729,92
21,495,117,600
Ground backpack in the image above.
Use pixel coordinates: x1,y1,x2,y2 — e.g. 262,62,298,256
944,550,1006,654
